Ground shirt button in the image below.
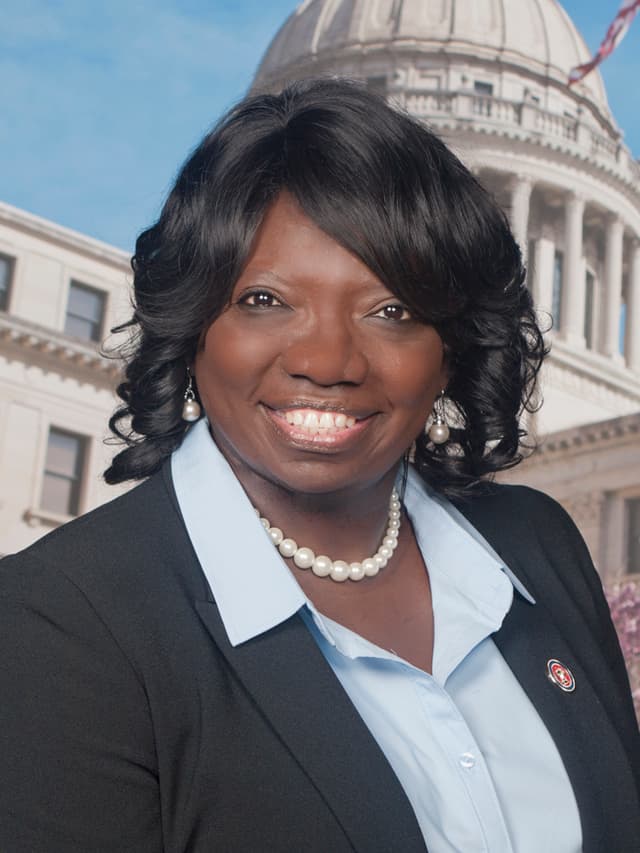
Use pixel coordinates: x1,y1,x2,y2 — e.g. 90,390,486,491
459,752,476,769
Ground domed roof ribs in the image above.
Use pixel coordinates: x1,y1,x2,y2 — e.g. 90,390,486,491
491,0,507,75
297,0,316,14
390,0,404,37
557,0,588,63
311,0,337,57
532,0,551,68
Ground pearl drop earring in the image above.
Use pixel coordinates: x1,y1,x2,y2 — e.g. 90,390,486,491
428,390,450,445
181,371,201,422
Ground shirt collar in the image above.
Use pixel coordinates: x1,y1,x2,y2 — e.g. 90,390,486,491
171,419,534,651
171,419,305,646
403,471,535,681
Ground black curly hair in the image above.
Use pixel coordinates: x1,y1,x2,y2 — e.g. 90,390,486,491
105,77,546,496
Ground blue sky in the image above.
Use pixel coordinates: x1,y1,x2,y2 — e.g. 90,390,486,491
1,0,638,251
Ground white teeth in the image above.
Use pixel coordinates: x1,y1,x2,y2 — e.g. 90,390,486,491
304,411,319,428
319,412,334,429
278,408,361,434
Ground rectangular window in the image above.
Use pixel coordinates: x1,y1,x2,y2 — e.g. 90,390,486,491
40,428,86,516
0,253,15,311
552,250,563,331
626,498,640,574
584,270,595,348
474,81,493,96
64,280,106,342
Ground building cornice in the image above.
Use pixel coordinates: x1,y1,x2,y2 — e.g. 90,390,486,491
0,201,130,272
0,312,122,387
549,339,640,400
535,411,640,458
439,114,638,199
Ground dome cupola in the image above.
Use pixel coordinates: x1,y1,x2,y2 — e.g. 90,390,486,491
254,0,612,130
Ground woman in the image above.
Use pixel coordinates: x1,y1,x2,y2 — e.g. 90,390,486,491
1,79,638,853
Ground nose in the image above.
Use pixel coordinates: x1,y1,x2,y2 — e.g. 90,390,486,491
280,313,369,387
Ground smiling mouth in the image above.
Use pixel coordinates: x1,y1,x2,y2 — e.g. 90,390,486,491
262,405,374,446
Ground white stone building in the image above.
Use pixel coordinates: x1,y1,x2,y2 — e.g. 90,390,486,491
0,202,130,555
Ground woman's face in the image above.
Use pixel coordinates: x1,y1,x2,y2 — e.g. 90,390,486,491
195,192,447,498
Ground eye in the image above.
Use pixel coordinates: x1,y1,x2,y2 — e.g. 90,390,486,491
374,303,412,322
238,290,282,308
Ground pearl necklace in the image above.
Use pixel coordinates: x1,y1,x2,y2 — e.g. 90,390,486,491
256,489,401,583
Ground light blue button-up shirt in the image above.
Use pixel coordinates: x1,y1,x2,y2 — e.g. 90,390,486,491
172,419,582,852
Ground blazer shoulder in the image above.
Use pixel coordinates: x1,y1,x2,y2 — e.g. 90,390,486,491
455,481,606,615
458,480,565,513
5,467,175,562
1,464,203,606
455,481,582,542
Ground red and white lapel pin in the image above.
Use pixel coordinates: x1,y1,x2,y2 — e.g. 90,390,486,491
547,659,576,693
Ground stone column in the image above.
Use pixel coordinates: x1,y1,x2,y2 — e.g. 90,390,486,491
601,215,624,360
627,239,640,372
532,232,555,323
560,193,585,347
509,175,533,261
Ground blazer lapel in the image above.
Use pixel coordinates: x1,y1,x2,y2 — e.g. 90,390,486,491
195,598,427,853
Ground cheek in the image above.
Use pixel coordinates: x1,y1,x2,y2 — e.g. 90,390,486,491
196,319,275,396
383,338,446,412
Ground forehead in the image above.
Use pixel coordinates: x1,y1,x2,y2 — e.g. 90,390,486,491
238,192,383,290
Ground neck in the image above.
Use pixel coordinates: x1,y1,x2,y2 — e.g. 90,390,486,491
231,465,402,568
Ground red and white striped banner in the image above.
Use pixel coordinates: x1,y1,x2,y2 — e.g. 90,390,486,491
569,0,640,84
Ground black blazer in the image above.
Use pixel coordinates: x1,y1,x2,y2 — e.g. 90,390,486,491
1,465,639,853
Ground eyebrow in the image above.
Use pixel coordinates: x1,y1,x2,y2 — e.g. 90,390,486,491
239,267,388,291
236,270,290,288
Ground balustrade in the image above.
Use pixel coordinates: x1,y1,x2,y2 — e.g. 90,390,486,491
533,109,578,141
404,92,454,116
396,89,638,186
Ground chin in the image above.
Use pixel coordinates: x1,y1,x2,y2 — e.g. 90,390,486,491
260,455,399,499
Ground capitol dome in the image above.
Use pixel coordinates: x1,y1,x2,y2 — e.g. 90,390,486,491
254,0,610,123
